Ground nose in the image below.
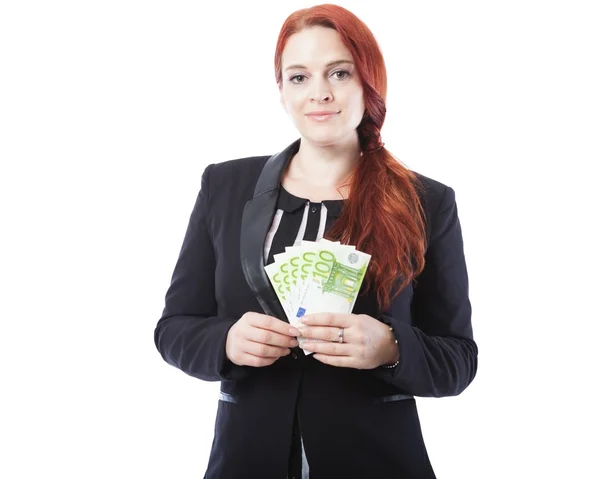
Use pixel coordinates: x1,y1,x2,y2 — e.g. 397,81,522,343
310,78,332,102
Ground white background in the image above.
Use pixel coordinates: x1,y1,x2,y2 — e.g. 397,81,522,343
1,1,599,477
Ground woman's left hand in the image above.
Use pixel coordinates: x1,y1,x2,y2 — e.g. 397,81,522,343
297,313,400,369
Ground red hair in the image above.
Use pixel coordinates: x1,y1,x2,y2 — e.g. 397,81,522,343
274,4,427,312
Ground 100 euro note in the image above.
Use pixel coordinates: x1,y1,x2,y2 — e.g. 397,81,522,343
295,242,371,319
264,253,295,320
286,240,344,325
263,244,329,320
265,240,371,353
264,240,343,318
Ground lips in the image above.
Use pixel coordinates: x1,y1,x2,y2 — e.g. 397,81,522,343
305,111,339,122
306,111,339,116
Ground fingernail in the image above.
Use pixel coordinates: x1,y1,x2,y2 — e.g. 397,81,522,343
289,327,300,336
291,339,299,347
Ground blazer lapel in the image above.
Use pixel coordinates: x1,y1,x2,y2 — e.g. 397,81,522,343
240,138,301,322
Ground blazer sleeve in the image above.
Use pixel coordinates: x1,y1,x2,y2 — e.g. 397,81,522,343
373,185,478,397
154,163,253,382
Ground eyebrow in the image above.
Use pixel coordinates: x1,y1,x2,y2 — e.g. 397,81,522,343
284,59,354,72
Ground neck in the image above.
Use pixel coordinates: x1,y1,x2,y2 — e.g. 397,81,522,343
286,136,362,188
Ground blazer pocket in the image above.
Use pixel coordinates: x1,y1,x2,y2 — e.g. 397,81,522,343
373,393,414,405
218,391,238,404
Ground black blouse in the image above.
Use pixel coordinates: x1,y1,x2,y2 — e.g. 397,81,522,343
264,185,344,479
264,185,345,266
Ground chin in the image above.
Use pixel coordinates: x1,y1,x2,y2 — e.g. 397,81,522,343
300,129,346,147
304,137,341,149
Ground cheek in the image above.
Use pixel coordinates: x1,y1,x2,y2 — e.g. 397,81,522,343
345,96,365,122
290,97,307,115
352,92,365,113
337,87,364,115
282,89,305,113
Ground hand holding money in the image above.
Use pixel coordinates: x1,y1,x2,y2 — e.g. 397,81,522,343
225,312,301,367
297,312,400,369
265,239,372,355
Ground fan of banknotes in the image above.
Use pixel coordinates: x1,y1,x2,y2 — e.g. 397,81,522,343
264,239,371,353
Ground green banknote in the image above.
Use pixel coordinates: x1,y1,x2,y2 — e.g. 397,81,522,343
264,252,294,320
294,242,370,320
265,239,371,353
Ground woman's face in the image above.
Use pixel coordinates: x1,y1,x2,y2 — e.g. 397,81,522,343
279,26,365,148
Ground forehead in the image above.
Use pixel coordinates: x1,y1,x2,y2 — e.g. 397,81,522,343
281,26,353,69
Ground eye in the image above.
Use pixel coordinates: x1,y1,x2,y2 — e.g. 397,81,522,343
289,69,351,85
289,74,307,84
332,70,351,80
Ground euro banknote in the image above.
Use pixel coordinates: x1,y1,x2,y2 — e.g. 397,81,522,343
264,239,371,353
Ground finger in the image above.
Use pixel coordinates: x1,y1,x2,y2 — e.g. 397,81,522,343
247,313,300,337
299,312,353,328
312,354,358,368
246,327,299,348
298,326,351,343
243,340,291,359
302,341,353,356
242,353,279,367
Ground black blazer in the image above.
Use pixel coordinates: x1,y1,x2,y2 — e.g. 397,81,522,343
154,138,478,479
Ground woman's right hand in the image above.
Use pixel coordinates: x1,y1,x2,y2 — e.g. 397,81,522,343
225,312,301,367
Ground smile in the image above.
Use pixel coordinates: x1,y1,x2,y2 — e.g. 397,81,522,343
306,112,339,122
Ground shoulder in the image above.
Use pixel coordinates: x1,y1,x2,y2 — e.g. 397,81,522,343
411,170,454,215
207,155,270,182
410,171,459,245
200,154,273,210
201,154,271,196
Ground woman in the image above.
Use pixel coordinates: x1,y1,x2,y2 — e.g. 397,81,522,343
154,4,477,478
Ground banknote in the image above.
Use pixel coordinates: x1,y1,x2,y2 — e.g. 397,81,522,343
264,253,294,320
294,243,370,320
265,239,371,354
